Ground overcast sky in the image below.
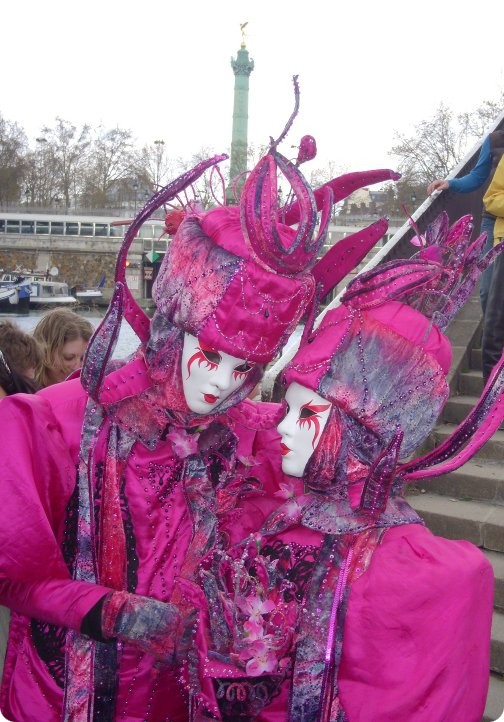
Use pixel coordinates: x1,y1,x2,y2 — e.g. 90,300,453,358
2,0,504,178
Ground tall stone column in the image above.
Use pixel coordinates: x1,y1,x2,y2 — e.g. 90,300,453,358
226,41,254,204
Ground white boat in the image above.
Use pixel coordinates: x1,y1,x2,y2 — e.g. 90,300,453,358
27,276,77,306
0,286,17,304
75,288,103,303
74,276,106,305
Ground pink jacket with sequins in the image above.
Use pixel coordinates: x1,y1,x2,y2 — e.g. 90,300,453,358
0,360,283,722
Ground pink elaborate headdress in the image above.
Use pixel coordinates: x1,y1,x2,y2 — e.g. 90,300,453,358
283,211,504,510
82,76,400,400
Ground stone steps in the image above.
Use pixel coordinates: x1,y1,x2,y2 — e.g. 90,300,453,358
408,491,504,553
430,424,504,464
459,368,485,396
442,394,504,430
411,457,504,504
493,611,504,675
484,674,504,722
487,550,504,612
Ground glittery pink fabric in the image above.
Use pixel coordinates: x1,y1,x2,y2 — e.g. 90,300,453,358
0,365,285,722
233,523,493,722
152,207,315,363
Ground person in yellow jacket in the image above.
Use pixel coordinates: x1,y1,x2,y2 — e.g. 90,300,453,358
482,154,504,380
483,154,504,244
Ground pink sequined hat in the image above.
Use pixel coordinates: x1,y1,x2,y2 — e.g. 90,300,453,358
151,205,316,363
283,211,496,455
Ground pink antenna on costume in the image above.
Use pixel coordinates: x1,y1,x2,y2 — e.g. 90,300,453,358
231,170,249,205
311,217,390,301
282,169,401,227
81,153,228,400
208,164,227,207
239,76,328,274
269,75,300,150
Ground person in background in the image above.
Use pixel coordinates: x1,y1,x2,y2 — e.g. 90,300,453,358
427,128,504,313
481,154,504,381
0,320,41,397
32,308,93,387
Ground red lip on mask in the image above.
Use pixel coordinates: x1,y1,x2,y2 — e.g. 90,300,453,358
204,393,219,404
280,443,291,456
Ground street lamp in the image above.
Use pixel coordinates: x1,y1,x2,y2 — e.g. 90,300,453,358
153,140,165,188
36,137,48,206
133,180,139,212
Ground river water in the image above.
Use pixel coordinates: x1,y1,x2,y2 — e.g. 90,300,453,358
1,308,141,359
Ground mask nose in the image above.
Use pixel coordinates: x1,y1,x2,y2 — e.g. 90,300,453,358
277,412,296,438
210,364,233,392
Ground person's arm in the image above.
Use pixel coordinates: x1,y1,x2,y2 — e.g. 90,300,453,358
0,394,110,629
427,136,492,195
0,395,187,663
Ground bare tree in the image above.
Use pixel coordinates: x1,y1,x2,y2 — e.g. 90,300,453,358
390,93,504,186
0,114,27,206
137,139,174,192
39,118,91,210
82,127,137,208
30,136,59,207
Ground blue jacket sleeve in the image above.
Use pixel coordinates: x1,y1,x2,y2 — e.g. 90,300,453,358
449,137,492,193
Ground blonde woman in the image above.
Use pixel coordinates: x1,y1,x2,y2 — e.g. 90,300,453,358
33,308,93,387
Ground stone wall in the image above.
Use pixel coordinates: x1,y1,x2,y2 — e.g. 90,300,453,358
0,249,117,290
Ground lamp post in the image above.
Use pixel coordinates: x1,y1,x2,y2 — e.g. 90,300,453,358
133,180,139,212
36,137,47,206
153,139,165,189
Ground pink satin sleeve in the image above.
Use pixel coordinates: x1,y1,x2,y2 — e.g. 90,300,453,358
0,393,111,631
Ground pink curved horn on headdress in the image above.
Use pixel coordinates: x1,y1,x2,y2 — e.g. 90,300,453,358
240,149,322,273
311,217,389,300
81,154,228,400
282,169,401,227
114,153,228,342
399,351,504,481
359,428,403,514
445,213,473,247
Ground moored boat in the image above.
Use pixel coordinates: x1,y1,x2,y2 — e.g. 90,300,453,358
28,277,77,307
0,274,32,311
74,276,106,305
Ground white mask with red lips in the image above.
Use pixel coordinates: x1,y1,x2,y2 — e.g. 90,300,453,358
277,382,332,477
181,333,255,414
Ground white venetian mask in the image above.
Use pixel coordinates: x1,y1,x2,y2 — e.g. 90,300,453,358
277,382,332,477
181,333,255,413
